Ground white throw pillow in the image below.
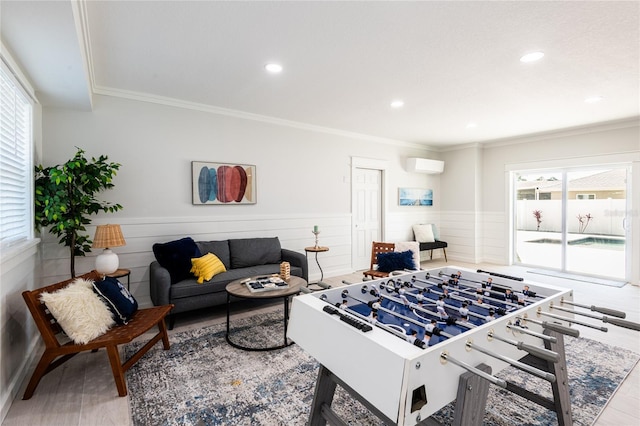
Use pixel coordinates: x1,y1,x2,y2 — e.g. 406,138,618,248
394,241,421,270
40,278,115,344
413,224,435,243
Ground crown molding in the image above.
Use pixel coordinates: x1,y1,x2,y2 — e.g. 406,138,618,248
480,117,640,149
93,85,437,150
72,0,94,110
436,142,483,153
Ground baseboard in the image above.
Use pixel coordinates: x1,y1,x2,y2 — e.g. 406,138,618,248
0,335,42,423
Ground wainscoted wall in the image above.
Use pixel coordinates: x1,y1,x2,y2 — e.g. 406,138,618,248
40,209,448,308
0,243,40,421
385,210,445,263
439,211,479,263
481,211,508,265
40,214,354,308
41,210,450,307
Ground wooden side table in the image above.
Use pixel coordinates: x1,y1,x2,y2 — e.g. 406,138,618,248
305,246,329,285
107,268,131,291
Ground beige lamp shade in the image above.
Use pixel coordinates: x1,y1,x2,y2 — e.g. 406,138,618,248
92,224,126,248
93,224,126,275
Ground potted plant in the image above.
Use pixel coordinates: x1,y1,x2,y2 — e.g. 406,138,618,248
34,148,123,277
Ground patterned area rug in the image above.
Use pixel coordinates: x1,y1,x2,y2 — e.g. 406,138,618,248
126,310,638,426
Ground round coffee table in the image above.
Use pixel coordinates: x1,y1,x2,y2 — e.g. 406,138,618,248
225,275,306,351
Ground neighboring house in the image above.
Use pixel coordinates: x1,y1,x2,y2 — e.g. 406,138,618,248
517,169,626,200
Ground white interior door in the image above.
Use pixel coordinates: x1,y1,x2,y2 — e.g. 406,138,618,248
352,168,383,270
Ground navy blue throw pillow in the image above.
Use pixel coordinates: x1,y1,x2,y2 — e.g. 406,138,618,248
377,250,416,272
92,277,138,325
153,237,202,284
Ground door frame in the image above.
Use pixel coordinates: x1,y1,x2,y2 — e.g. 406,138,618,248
351,157,388,271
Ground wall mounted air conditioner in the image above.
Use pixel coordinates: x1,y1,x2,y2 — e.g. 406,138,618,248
406,157,444,174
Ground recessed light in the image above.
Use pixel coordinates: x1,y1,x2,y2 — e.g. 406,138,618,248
265,63,283,73
390,100,404,108
520,51,544,63
466,122,478,128
584,96,604,104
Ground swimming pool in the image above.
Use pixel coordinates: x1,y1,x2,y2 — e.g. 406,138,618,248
527,236,625,250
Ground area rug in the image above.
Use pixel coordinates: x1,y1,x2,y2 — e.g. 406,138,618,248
125,311,639,426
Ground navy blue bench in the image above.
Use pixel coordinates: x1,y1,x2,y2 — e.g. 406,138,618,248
419,241,448,261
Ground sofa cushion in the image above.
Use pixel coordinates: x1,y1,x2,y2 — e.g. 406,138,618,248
92,276,138,325
190,253,227,284
413,224,435,243
170,264,304,300
196,240,231,270
229,237,282,269
377,250,416,272
153,237,202,284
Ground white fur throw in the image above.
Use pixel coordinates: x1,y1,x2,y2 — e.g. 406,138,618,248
394,241,421,270
40,278,115,344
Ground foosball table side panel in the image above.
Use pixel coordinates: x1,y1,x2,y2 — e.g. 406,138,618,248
288,295,420,424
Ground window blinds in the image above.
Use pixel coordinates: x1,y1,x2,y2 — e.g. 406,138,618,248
0,63,32,247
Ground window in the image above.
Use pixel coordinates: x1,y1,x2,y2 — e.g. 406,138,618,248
0,61,33,248
576,194,596,200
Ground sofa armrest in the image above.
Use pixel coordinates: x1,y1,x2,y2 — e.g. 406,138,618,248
150,261,172,306
281,249,308,282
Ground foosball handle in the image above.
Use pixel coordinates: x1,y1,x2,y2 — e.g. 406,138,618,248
603,316,640,331
517,342,559,363
593,306,626,318
542,321,580,338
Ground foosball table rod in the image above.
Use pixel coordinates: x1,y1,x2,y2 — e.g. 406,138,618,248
549,303,640,331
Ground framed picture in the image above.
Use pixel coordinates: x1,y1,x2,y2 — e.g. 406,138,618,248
398,188,433,206
192,161,256,205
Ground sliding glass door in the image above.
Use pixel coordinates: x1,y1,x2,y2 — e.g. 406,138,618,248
513,171,564,269
513,166,628,280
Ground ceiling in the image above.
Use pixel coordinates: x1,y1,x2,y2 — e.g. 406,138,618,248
1,1,638,147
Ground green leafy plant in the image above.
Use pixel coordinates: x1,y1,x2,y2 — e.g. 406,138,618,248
532,209,543,231
35,148,123,277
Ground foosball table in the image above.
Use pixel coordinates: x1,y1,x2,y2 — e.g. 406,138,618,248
287,265,638,426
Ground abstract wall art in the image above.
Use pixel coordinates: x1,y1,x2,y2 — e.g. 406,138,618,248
398,188,433,206
192,162,256,205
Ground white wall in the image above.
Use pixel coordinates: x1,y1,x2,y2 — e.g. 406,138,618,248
41,95,439,304
438,144,484,262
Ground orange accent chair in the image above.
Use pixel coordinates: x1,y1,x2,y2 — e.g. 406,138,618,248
21,271,173,399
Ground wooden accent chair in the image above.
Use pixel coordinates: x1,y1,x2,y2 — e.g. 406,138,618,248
21,271,174,399
363,242,396,279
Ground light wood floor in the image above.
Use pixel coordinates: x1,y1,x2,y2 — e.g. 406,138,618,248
4,260,639,426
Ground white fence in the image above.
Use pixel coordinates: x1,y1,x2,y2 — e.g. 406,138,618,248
517,199,626,236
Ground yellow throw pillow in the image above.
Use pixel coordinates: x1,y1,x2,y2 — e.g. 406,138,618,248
190,253,226,284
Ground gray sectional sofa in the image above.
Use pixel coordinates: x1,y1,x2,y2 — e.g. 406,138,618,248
150,236,307,328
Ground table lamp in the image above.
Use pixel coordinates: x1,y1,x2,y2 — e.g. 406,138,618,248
92,224,126,275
